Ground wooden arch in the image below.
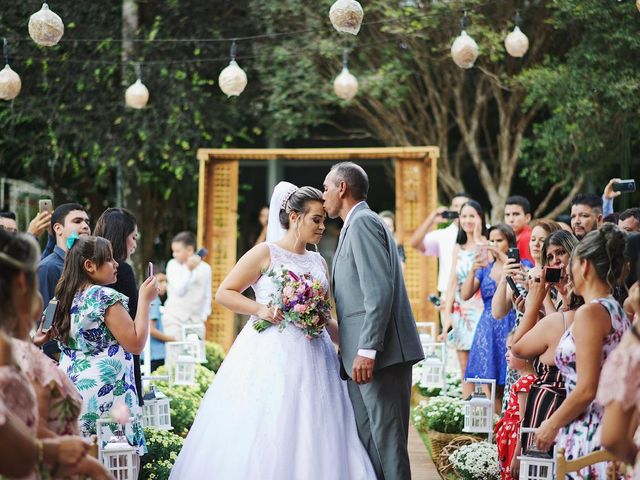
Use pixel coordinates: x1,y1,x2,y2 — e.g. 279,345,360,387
196,147,439,350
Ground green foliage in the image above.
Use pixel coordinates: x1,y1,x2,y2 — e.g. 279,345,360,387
151,364,214,398
413,397,465,434
203,341,226,373
140,428,184,480
163,386,202,437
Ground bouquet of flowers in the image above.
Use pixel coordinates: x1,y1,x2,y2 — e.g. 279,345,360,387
412,396,465,434
253,267,331,339
448,442,500,480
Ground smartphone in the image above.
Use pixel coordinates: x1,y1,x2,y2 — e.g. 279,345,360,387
196,247,208,259
428,294,441,307
38,199,53,214
505,276,520,294
147,262,154,278
441,210,459,220
41,298,58,333
612,179,636,193
507,247,521,264
544,266,563,283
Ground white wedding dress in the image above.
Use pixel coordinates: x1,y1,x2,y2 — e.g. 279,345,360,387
169,242,376,479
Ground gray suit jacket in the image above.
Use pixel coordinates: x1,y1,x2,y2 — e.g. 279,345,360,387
331,203,424,377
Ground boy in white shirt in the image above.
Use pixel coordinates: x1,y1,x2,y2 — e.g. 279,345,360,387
163,231,212,340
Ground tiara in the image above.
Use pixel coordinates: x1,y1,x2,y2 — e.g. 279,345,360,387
281,188,297,210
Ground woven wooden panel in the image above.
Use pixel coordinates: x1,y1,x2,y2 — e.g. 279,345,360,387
199,159,239,350
396,156,438,328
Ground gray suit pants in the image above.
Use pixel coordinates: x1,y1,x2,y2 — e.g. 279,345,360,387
346,363,413,480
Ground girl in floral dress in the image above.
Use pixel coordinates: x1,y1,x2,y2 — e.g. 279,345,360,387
534,224,630,479
494,332,536,480
54,236,157,458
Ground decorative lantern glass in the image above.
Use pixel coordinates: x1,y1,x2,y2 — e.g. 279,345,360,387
142,386,172,430
420,342,446,389
517,428,556,480
102,440,137,480
463,378,495,442
171,354,197,386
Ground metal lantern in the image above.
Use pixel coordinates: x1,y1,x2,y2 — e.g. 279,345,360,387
28,3,64,47
505,26,529,58
451,30,479,69
329,0,364,35
463,378,496,442
102,438,137,480
518,428,556,480
170,354,197,386
142,386,172,430
420,342,446,390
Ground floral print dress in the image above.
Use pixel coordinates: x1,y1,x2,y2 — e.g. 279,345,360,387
58,285,146,455
554,296,629,479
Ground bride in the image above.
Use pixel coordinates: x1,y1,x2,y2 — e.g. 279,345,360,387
169,182,376,479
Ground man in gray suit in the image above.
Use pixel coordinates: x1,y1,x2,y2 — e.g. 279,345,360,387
323,162,424,480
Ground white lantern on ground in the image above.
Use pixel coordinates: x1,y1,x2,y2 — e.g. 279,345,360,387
420,342,446,390
518,428,556,480
142,386,172,430
505,26,529,58
28,3,64,47
185,333,206,363
102,439,137,480
463,378,495,442
451,30,479,69
329,0,364,35
171,354,197,386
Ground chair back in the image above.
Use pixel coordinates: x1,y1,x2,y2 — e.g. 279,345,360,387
555,447,617,479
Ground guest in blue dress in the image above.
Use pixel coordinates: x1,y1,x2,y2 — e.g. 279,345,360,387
461,224,532,410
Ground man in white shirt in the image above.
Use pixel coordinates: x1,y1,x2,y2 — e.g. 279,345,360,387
409,193,472,297
163,231,212,340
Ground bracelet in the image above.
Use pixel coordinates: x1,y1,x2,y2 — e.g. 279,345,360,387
35,439,44,464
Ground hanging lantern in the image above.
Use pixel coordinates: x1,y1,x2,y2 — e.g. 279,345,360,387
463,378,496,442
0,39,21,101
334,48,358,101
505,12,529,58
125,78,149,109
219,60,247,97
451,30,479,69
28,3,64,47
142,386,172,431
517,428,556,480
329,0,364,35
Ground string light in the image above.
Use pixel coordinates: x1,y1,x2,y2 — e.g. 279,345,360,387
28,3,64,47
451,12,479,69
0,38,21,101
329,0,364,35
218,40,247,97
333,48,358,100
504,12,529,58
125,64,149,109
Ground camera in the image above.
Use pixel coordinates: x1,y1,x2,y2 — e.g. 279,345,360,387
441,210,459,220
544,266,563,283
612,179,636,193
507,248,521,264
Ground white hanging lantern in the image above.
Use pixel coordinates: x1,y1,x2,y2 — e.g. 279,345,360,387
420,342,446,389
102,438,137,480
329,0,364,35
28,3,64,47
451,30,479,69
125,78,149,109
170,354,197,386
463,378,495,442
142,386,172,430
334,67,358,100
505,26,529,58
219,60,247,97
517,428,556,480
0,64,21,101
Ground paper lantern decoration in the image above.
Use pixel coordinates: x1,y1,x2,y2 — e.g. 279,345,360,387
28,3,64,47
0,64,21,101
125,79,149,109
451,30,479,69
505,26,529,58
333,66,358,100
219,60,247,97
329,0,364,35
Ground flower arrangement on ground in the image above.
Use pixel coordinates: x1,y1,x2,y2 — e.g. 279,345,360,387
140,427,184,480
449,441,500,480
413,396,465,434
253,268,331,339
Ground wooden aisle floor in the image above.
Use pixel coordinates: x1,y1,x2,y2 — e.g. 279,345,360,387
409,425,440,480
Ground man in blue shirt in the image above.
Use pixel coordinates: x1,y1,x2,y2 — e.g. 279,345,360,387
38,203,91,306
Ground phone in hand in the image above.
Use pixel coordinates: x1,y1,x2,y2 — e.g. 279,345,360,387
147,262,154,278
612,179,636,193
441,210,459,220
196,247,208,259
38,199,53,215
544,266,563,283
41,299,58,333
506,276,520,294
428,294,441,307
507,247,521,264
